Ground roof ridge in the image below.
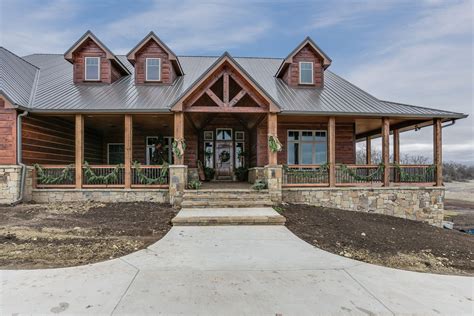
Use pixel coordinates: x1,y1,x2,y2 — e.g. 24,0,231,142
1,47,40,70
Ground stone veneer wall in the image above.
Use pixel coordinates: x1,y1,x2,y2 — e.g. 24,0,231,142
0,165,33,204
248,167,264,184
31,189,168,203
283,187,444,226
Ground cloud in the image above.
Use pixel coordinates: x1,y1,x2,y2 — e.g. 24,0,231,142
344,0,473,163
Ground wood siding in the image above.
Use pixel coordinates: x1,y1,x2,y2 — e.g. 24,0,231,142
72,38,122,84
22,115,103,165
134,40,176,84
0,100,17,164
282,44,324,88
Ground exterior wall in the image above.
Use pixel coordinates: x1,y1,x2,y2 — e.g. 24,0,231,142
72,38,122,84
134,40,176,84
0,101,17,164
22,115,102,165
282,44,324,88
283,187,445,226
31,189,168,203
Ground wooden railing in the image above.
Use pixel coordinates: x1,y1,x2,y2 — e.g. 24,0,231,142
283,164,435,187
33,165,75,188
131,165,169,188
283,165,329,186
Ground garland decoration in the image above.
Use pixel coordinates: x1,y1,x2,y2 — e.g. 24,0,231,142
282,163,329,183
83,161,123,184
133,161,169,185
172,138,186,159
34,164,73,184
393,163,436,182
219,150,231,163
338,163,385,182
268,135,282,153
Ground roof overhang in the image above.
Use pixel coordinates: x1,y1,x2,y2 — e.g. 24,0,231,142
126,31,184,76
63,30,130,75
171,52,280,113
276,36,332,78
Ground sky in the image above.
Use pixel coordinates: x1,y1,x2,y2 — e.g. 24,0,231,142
1,0,473,164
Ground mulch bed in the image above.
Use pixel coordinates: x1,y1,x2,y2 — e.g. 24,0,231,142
279,204,474,275
0,202,177,269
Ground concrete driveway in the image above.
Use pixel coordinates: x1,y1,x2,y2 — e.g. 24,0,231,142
1,226,472,315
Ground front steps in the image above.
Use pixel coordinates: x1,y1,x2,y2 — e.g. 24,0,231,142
171,207,286,226
180,189,274,208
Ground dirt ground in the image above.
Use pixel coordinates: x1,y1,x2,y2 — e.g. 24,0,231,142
444,181,474,231
0,202,177,269
279,204,474,275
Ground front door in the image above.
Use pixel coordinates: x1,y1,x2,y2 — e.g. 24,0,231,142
215,128,233,180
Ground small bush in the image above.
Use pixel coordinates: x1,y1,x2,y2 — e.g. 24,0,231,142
252,179,267,190
188,179,202,190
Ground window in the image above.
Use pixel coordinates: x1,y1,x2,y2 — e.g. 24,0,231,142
107,143,124,164
85,57,100,81
146,136,173,165
287,130,327,165
203,131,214,168
299,62,313,85
235,131,245,141
216,128,232,141
146,58,161,81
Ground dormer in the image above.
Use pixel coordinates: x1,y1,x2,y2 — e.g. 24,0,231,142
64,31,130,84
276,37,331,88
126,32,183,85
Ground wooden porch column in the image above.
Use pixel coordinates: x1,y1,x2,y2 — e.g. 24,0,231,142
328,116,336,187
124,114,133,189
267,112,278,165
433,119,443,186
393,129,400,182
75,114,84,189
174,112,184,165
382,117,390,186
366,136,372,165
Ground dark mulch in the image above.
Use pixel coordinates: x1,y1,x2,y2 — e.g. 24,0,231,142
279,204,474,275
0,202,177,269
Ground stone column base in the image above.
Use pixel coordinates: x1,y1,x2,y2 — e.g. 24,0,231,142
169,165,188,207
264,165,282,203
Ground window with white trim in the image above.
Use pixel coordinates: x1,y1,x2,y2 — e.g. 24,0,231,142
85,57,100,81
299,61,313,84
146,58,161,81
146,136,173,165
287,130,327,165
203,131,214,168
235,131,245,168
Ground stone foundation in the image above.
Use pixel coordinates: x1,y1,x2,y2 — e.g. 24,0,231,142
31,189,168,203
0,165,21,204
248,167,264,184
283,187,444,226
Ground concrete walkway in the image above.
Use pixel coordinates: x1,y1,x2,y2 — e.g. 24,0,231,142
2,226,472,315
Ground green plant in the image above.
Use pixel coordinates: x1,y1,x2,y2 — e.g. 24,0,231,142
252,179,267,190
273,205,284,213
83,162,123,184
204,167,215,181
133,161,169,185
34,164,74,184
172,138,186,159
188,179,202,190
234,167,248,182
268,135,282,153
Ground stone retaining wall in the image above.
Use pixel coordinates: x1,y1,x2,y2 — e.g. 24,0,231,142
0,165,21,204
31,189,169,203
283,187,444,226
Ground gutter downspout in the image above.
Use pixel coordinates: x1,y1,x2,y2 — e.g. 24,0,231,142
11,110,29,205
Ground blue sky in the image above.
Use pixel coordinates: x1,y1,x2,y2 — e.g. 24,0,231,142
1,0,473,163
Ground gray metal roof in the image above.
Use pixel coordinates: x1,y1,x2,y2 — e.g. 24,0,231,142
0,47,39,106
0,52,464,119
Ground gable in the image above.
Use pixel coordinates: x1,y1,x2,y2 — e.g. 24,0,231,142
282,43,324,88
133,40,177,84
173,54,279,113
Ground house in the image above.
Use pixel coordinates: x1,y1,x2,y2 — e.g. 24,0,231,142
0,31,467,225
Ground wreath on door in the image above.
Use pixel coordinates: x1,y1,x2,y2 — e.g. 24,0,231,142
219,150,231,163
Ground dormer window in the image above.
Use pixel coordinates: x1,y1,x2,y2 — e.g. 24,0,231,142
299,62,313,85
85,57,100,81
146,58,161,81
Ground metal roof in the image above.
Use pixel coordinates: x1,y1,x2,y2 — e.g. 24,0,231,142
0,52,463,119
0,47,39,106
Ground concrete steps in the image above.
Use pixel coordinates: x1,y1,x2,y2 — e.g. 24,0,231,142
181,189,274,208
171,207,286,226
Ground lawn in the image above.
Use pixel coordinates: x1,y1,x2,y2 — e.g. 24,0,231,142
0,202,176,269
280,203,474,275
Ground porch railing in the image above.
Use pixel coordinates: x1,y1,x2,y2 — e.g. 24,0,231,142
82,165,125,188
33,165,76,188
283,165,329,186
131,165,169,188
390,165,436,184
335,164,384,186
